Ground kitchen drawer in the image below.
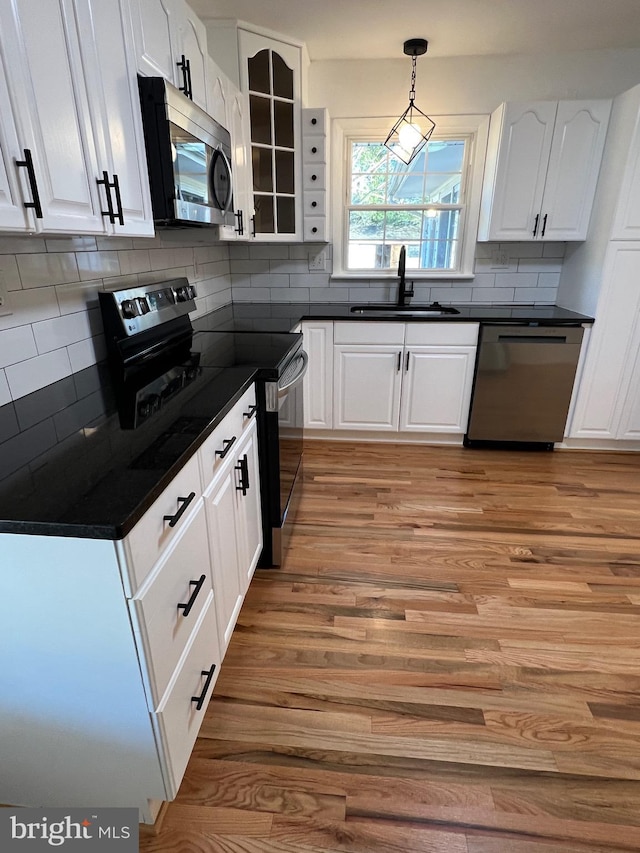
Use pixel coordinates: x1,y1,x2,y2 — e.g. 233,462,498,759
303,217,327,241
302,136,326,164
303,164,326,190
405,322,479,346
198,384,257,489
122,453,203,594
302,107,327,135
132,501,213,706
303,191,326,216
155,591,220,797
334,322,405,345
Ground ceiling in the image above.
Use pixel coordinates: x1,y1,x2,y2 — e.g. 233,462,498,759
189,0,640,61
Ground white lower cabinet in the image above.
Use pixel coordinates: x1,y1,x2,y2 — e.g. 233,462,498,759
302,321,334,429
330,322,478,437
0,383,262,819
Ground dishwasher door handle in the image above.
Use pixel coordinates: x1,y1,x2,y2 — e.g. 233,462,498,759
497,334,568,344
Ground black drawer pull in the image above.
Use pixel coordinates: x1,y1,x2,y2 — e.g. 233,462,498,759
533,213,539,237
163,492,196,527
311,201,317,208
311,173,317,181
16,149,43,219
243,404,257,420
311,146,317,154
235,454,249,495
191,664,216,710
541,213,548,237
177,574,206,617
215,435,237,458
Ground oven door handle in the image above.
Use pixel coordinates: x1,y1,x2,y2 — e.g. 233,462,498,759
278,350,309,395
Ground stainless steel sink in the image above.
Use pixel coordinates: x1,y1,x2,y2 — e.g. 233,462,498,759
350,303,460,317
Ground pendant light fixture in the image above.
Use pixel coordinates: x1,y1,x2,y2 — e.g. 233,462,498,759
384,38,435,165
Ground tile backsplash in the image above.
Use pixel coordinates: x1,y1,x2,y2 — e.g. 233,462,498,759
0,230,232,405
0,232,565,404
229,241,565,305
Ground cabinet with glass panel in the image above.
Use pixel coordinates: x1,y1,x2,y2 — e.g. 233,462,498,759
238,28,302,240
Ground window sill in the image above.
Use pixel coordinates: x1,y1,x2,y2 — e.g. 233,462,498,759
330,272,476,282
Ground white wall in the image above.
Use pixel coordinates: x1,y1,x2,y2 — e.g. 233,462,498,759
0,232,232,405
308,48,640,117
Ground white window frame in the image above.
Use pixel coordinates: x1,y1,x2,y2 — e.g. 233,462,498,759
330,115,490,280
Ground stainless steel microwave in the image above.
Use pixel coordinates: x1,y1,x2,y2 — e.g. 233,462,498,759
138,76,234,227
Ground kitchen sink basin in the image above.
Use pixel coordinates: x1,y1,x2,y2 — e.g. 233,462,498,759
350,302,460,317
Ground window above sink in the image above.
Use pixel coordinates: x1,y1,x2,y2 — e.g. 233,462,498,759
330,115,490,281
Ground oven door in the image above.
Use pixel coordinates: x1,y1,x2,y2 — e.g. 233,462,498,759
276,350,308,519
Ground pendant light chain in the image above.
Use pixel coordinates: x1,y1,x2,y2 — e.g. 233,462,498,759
409,55,417,103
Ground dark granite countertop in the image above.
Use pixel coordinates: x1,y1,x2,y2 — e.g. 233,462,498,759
193,302,594,333
0,330,300,540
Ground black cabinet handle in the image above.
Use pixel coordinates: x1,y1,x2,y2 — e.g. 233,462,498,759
243,404,257,420
311,146,317,154
215,435,237,458
163,491,196,527
97,172,124,226
251,214,256,237
533,213,539,237
16,149,43,219
235,209,244,235
235,454,249,495
311,174,317,181
405,351,410,372
541,213,548,237
191,665,216,710
112,173,124,225
311,201,317,208
396,351,401,372
177,574,206,617
177,55,192,99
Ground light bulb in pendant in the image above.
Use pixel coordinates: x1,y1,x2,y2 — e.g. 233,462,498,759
397,121,423,151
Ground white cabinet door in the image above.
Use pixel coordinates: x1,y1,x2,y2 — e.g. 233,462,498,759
612,108,640,240
71,0,154,237
333,346,403,431
479,100,610,242
569,243,640,439
174,0,208,110
399,347,476,433
0,63,30,230
0,0,104,234
303,321,334,429
129,0,177,82
234,422,262,592
204,466,244,654
479,101,556,241
541,100,611,241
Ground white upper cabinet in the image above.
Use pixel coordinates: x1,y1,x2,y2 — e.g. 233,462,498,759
0,0,153,236
71,0,154,236
478,100,611,241
130,0,208,109
612,108,640,240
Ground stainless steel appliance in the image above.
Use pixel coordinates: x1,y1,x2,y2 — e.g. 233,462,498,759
138,76,234,227
465,324,584,449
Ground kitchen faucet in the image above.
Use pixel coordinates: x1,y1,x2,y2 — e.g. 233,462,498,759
396,245,414,306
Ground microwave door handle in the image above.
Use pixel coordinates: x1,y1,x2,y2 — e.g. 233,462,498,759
217,147,234,213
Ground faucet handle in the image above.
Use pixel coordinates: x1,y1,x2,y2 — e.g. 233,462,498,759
406,281,415,297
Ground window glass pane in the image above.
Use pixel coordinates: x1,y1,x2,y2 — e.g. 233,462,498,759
386,210,422,240
351,173,386,205
272,53,294,99
425,174,461,202
351,142,388,174
274,101,294,148
427,140,464,172
275,150,294,193
248,50,270,94
276,197,295,233
422,209,460,240
349,210,385,241
249,95,271,145
252,146,273,192
254,195,274,232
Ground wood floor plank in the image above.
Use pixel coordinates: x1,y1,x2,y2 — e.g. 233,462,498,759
142,441,640,852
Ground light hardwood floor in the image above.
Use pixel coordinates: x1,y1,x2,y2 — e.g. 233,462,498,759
141,441,640,852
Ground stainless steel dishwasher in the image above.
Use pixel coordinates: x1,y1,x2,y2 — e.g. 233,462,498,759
464,324,584,449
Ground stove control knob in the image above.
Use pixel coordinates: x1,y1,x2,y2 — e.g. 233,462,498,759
120,299,138,318
136,297,150,315
175,286,188,302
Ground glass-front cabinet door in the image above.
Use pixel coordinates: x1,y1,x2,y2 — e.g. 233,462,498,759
239,29,301,240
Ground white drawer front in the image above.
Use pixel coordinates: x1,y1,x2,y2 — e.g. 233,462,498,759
304,191,326,216
133,501,213,705
302,108,327,135
303,164,326,190
198,384,257,489
405,322,479,346
124,453,203,593
156,592,220,797
334,322,405,345
303,136,326,164
303,218,327,241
